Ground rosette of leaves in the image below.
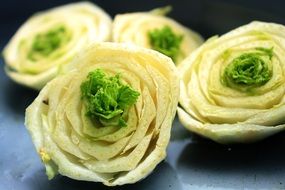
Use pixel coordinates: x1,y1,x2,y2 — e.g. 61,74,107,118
178,21,285,144
3,2,112,90
25,42,179,185
112,6,203,64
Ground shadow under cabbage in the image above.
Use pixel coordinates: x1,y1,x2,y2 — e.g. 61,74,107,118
176,131,285,189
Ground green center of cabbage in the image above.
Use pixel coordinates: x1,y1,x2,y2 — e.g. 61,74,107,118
28,25,69,61
80,69,140,127
148,25,183,62
222,47,273,92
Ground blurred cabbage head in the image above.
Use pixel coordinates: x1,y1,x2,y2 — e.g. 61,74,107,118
113,6,203,65
25,42,179,186
3,2,112,90
178,21,285,144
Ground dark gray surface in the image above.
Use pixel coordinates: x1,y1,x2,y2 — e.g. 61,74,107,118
1,1,285,190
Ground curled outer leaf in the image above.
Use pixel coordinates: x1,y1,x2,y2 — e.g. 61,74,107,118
25,42,179,186
3,2,112,90
178,21,285,144
112,7,203,65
